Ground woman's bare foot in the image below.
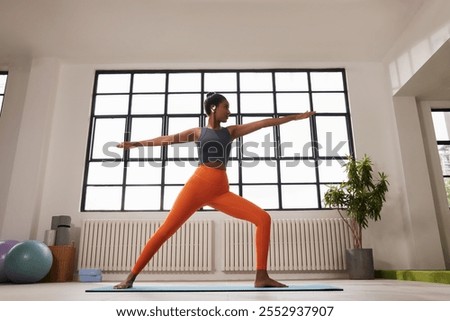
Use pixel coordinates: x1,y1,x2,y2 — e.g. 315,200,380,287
113,272,137,289
254,269,287,288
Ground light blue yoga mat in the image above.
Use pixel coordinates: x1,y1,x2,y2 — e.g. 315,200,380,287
86,284,343,293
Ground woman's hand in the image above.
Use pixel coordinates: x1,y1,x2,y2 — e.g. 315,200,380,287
293,111,316,120
117,141,137,149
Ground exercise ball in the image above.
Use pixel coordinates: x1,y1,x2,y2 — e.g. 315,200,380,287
0,240,20,282
4,240,53,284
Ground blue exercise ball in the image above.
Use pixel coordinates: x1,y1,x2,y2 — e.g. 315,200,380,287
0,240,20,282
4,240,53,284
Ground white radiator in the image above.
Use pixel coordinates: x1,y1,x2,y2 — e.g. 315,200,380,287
223,218,353,272
78,219,212,272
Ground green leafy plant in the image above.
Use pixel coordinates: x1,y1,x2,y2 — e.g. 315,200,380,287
444,179,450,205
323,155,389,249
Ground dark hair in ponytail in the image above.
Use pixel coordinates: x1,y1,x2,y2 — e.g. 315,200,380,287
204,92,226,115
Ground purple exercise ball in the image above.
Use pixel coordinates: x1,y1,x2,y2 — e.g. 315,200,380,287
0,240,20,282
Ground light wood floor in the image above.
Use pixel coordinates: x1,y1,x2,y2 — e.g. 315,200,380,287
1,279,449,301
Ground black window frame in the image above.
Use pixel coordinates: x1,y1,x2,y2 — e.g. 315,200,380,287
81,68,355,212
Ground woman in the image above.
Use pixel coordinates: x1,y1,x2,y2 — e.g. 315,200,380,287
114,92,315,289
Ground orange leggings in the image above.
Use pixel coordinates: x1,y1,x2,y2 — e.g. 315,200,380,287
131,165,272,275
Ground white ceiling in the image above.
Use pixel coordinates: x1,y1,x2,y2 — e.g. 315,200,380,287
0,0,427,63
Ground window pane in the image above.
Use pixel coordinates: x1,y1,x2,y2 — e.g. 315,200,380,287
129,117,163,159
131,94,165,114
204,73,237,92
316,117,350,157
130,117,163,141
226,160,240,184
275,72,308,91
87,161,123,184
164,161,197,184
85,186,122,210
444,178,450,206
242,117,275,158
240,93,274,113
0,74,7,94
133,73,166,93
312,93,346,112
163,185,184,210
432,112,450,141
168,94,201,114
279,120,312,157
94,95,129,115
242,185,279,209
276,93,310,113
240,72,272,91
280,160,316,183
230,185,239,196
126,161,162,184
92,118,126,159
168,117,199,134
310,72,344,91
431,111,450,207
125,186,161,210
318,160,347,183
97,74,131,93
218,93,238,114
241,162,278,183
168,73,201,92
437,145,450,176
282,185,318,209
128,144,161,160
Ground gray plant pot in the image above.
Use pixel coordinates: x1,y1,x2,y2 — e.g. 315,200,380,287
346,248,374,280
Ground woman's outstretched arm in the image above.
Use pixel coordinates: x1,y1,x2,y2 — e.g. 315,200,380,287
228,111,316,139
117,128,200,149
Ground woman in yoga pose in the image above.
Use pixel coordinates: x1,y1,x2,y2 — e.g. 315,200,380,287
114,92,315,289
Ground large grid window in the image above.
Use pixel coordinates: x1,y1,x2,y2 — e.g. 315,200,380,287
82,69,354,212
0,72,7,116
431,109,450,206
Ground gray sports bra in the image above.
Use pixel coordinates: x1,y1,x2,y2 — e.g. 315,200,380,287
197,127,232,166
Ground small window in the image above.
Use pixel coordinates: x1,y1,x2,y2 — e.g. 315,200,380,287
431,109,450,205
0,72,8,116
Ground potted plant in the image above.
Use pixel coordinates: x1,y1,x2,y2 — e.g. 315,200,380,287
323,154,389,279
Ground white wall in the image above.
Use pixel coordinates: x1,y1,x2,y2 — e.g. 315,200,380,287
0,59,31,235
0,58,59,241
345,64,414,269
393,97,446,268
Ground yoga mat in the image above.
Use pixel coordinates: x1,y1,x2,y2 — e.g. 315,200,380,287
86,284,343,293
